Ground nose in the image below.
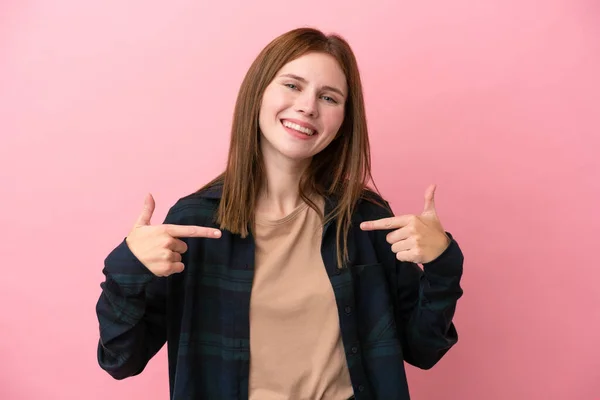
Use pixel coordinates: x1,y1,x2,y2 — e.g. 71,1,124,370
294,91,318,118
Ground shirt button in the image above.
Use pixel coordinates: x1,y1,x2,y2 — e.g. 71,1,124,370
335,268,342,275
351,346,358,354
358,385,365,392
344,305,352,314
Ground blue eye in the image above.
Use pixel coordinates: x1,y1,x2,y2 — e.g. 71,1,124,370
285,83,298,90
321,95,337,104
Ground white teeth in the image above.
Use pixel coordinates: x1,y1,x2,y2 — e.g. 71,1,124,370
282,120,315,136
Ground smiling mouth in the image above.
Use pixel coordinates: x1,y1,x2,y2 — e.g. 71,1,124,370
281,120,317,136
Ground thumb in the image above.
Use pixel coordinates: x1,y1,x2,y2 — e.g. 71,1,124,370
135,193,155,226
422,184,437,216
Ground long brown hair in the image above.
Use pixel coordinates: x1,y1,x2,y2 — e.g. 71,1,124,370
198,27,386,268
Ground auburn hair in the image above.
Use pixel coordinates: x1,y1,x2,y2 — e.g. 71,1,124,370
198,27,386,268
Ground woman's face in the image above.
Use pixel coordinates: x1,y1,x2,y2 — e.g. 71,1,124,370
258,52,347,165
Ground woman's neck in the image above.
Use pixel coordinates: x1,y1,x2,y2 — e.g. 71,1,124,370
256,154,312,219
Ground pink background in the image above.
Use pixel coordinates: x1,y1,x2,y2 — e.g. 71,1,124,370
1,0,599,399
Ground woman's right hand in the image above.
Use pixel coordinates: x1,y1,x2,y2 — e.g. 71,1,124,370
125,193,221,277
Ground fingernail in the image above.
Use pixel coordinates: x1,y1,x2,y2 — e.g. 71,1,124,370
214,230,221,237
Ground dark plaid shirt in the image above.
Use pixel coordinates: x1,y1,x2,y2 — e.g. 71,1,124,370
96,185,464,399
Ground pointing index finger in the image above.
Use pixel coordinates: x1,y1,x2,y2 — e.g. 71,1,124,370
163,224,222,238
360,215,410,231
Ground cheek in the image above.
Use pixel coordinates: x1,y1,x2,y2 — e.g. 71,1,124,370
324,109,345,133
258,91,278,128
261,87,288,115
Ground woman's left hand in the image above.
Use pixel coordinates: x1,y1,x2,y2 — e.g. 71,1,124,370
360,184,451,264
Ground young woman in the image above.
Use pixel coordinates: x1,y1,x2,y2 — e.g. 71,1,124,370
96,27,464,400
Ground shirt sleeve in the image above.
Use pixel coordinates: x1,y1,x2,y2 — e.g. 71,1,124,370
95,209,181,379
369,202,464,370
393,234,463,369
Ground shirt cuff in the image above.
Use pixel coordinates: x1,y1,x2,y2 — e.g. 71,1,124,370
103,238,155,278
422,232,464,278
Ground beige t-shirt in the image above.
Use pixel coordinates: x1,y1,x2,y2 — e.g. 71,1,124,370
248,198,354,400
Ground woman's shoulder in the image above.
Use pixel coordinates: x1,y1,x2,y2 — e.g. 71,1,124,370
355,187,394,220
164,178,224,223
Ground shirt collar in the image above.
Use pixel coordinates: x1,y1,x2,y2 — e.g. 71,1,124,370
196,183,339,217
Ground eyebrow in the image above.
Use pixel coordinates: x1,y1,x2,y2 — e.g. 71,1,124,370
279,73,346,98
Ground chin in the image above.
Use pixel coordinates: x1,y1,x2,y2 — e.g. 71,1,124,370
283,152,314,162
